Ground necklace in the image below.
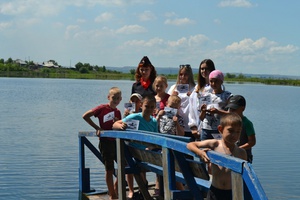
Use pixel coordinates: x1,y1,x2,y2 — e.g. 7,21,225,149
222,140,235,156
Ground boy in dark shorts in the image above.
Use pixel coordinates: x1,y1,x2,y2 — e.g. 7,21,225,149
82,87,122,200
187,113,247,200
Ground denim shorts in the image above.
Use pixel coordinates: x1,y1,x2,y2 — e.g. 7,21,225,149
201,129,220,141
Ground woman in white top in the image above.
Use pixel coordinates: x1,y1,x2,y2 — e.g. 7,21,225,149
188,59,216,140
168,64,196,139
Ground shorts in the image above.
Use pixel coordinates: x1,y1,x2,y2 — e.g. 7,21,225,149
98,139,116,171
207,185,232,200
201,129,220,141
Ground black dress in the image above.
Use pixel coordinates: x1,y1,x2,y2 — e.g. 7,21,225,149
131,81,156,97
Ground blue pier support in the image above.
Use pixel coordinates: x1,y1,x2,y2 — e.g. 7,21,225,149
79,136,95,193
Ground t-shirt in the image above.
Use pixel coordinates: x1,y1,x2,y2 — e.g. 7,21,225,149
201,90,232,130
239,116,255,158
122,112,158,133
158,114,184,135
92,104,121,140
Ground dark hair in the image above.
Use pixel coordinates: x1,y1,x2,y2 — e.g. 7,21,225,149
141,94,156,104
134,56,157,82
196,59,215,92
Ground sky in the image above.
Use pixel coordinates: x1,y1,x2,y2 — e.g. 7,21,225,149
0,0,299,76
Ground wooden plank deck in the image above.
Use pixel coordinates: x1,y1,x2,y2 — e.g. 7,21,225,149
80,183,163,200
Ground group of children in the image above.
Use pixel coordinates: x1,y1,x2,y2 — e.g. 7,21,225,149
82,68,256,200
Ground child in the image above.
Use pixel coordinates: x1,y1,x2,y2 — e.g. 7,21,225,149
82,87,122,200
168,64,196,139
153,76,170,116
199,70,232,141
189,59,216,140
156,95,185,136
226,95,256,163
156,95,185,191
113,95,158,193
187,113,247,200
122,92,142,199
123,93,142,118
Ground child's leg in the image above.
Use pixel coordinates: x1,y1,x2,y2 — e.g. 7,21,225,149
126,174,134,198
106,170,118,199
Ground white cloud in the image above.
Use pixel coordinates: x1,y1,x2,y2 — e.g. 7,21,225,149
0,1,62,16
0,22,12,30
95,12,113,23
225,38,277,54
218,0,253,8
139,11,156,21
65,25,80,39
164,18,194,26
269,45,299,54
116,25,147,34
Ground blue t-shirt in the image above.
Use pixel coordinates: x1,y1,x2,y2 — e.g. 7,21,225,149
122,112,158,133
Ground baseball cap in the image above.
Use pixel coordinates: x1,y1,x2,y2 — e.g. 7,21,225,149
209,70,224,82
226,95,246,109
130,93,142,101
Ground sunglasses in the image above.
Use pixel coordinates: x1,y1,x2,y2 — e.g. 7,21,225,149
179,64,191,69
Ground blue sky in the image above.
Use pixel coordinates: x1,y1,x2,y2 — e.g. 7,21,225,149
1,0,299,76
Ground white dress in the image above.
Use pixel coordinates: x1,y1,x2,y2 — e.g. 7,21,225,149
167,84,195,133
188,84,212,133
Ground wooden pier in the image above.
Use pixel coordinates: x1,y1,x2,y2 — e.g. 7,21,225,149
78,130,268,200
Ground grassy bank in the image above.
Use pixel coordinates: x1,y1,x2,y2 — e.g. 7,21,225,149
1,70,300,87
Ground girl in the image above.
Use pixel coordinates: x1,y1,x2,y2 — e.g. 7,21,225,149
189,59,216,140
199,70,232,141
153,76,170,116
167,64,196,138
131,56,157,97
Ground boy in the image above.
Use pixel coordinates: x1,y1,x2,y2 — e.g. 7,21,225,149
121,92,142,198
156,95,184,136
113,94,158,198
113,94,157,133
226,95,256,163
82,87,122,200
123,93,142,118
187,113,247,200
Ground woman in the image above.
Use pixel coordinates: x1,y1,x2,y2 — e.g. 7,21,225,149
167,64,196,139
131,56,157,97
188,59,216,140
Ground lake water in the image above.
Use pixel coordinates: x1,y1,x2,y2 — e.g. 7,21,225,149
0,78,299,200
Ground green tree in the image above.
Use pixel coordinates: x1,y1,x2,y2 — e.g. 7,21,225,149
226,73,236,79
130,69,135,75
79,67,89,73
6,57,13,64
102,66,106,72
237,73,245,79
75,62,83,71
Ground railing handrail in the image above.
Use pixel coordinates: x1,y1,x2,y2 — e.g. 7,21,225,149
78,130,268,200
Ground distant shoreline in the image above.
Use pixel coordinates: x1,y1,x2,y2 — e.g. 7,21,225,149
1,71,300,87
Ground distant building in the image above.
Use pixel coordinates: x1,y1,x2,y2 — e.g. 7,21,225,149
14,59,27,66
43,61,59,68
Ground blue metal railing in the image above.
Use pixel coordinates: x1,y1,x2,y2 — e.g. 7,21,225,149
78,130,268,200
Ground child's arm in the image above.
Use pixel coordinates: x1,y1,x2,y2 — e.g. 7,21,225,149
199,104,207,121
173,116,185,136
82,110,102,136
186,140,218,163
156,110,165,127
112,120,127,130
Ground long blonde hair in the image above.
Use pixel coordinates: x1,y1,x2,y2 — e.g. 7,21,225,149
175,64,196,89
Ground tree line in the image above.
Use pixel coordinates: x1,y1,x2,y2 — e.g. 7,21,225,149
1,57,300,86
